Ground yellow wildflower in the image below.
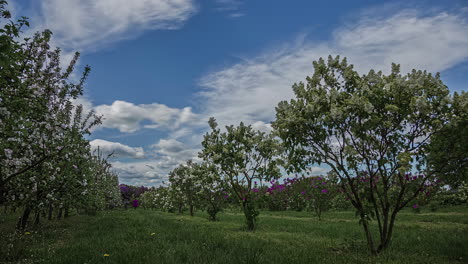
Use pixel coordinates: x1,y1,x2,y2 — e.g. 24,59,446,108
24,232,31,235
150,233,156,236
103,254,110,257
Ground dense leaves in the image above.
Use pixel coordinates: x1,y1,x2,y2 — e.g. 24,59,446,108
0,1,120,229
273,55,454,254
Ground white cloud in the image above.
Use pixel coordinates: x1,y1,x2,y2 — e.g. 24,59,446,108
152,138,200,162
214,0,242,11
213,0,244,18
111,160,165,186
94,100,199,133
251,121,273,134
307,166,330,176
335,10,468,73
35,0,197,51
90,139,145,159
199,9,468,130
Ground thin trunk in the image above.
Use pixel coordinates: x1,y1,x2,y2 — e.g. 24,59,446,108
189,204,194,217
64,207,69,218
361,213,377,255
48,205,53,220
17,206,31,230
34,211,40,226
377,209,398,252
57,208,63,220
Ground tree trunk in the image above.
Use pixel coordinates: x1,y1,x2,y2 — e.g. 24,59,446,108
242,200,257,231
57,208,63,220
189,204,194,217
48,205,53,220
64,207,69,218
34,211,40,226
178,202,183,214
360,213,377,255
17,206,31,230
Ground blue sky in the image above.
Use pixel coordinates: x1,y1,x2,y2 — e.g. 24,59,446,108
10,0,468,186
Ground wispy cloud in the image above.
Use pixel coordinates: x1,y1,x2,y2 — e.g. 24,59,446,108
31,0,198,52
213,0,244,17
199,9,468,130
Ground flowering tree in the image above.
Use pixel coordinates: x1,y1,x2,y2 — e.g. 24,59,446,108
426,91,467,189
0,1,119,229
262,175,333,219
169,160,200,216
291,176,333,220
199,118,282,230
273,56,452,254
192,162,228,221
119,184,148,208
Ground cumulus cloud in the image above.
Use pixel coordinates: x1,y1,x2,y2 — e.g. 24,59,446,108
152,138,201,163
199,9,468,129
110,138,201,186
94,100,199,133
111,160,165,186
90,139,145,159
35,0,197,51
251,121,273,134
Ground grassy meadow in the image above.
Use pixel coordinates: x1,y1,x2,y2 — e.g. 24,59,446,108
1,207,467,264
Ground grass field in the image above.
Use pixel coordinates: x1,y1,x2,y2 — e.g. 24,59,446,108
1,207,467,264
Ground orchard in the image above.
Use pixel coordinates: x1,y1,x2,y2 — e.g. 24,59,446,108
1,1,467,263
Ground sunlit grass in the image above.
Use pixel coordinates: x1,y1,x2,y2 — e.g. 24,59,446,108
1,206,467,263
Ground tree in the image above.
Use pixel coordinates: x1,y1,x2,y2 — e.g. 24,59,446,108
0,1,119,229
426,91,468,189
273,56,452,254
169,160,200,216
199,118,282,230
192,162,228,221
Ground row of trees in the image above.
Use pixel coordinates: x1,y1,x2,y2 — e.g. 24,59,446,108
144,56,466,255
0,1,120,229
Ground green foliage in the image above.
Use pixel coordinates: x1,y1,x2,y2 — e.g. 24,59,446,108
0,1,119,229
427,91,468,188
199,118,283,230
273,55,452,254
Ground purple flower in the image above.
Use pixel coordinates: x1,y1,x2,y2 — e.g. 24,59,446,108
412,204,418,209
321,189,328,193
253,188,259,193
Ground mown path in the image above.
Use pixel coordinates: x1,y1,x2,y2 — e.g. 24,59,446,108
1,208,467,263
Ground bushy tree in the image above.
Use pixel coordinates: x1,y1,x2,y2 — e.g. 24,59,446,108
192,162,228,221
427,91,467,189
273,56,452,254
199,118,282,230
0,1,119,229
169,160,200,216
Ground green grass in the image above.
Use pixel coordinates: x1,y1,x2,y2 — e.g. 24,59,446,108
1,207,467,263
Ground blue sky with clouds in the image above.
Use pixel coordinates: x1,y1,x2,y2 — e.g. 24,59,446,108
10,0,468,186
